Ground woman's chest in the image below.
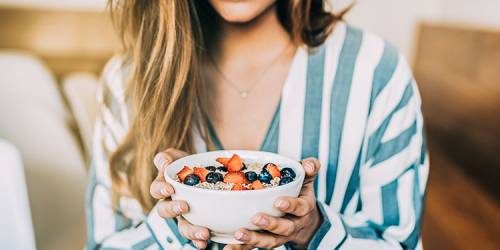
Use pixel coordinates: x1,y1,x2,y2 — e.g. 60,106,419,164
210,74,285,151
212,100,279,151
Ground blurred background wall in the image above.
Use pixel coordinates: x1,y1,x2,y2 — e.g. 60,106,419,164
0,0,498,250
335,0,500,59
0,0,105,10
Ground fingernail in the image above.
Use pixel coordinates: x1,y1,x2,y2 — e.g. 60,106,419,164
153,154,164,170
253,215,268,226
192,241,199,248
234,230,247,241
153,154,162,169
154,153,171,171
161,161,169,171
275,199,289,209
173,204,182,214
305,161,314,173
161,187,169,197
166,185,175,195
195,231,205,240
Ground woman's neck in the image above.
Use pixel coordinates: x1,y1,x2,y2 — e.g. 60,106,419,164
215,5,292,67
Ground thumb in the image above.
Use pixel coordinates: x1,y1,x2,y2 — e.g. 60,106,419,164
153,148,189,172
301,158,320,184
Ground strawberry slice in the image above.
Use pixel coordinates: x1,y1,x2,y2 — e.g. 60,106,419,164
227,154,244,172
250,180,264,190
177,166,194,182
231,183,246,191
193,167,210,182
223,171,248,184
264,163,281,178
216,157,230,166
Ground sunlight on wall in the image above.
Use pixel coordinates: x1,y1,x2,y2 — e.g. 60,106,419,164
332,0,500,60
431,0,500,28
1,0,498,60
0,0,106,11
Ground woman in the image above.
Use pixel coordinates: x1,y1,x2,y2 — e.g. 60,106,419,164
86,0,429,249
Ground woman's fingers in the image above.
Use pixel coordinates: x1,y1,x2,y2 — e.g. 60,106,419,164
151,148,187,200
251,213,298,236
222,244,254,250
150,179,174,199
233,229,287,249
274,196,315,217
153,148,189,171
301,158,321,181
191,240,208,249
177,216,210,242
153,152,171,172
157,200,189,218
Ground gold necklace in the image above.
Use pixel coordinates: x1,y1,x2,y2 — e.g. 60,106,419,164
210,42,292,99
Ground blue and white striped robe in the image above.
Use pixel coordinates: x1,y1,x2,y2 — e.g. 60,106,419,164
86,22,429,250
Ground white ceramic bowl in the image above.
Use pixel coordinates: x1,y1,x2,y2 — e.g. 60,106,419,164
165,150,305,244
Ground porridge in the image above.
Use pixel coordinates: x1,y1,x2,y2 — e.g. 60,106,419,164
175,154,297,191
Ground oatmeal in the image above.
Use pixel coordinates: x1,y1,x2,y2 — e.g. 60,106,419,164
175,153,297,191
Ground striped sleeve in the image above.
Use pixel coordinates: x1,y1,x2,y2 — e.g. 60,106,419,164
85,57,195,250
309,49,428,250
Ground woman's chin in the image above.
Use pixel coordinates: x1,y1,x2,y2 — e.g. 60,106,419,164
217,8,262,23
210,0,275,24
220,14,259,24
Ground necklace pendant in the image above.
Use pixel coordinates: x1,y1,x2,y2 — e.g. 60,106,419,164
240,91,248,99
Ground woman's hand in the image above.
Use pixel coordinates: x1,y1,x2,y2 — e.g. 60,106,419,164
150,148,210,249
224,158,323,250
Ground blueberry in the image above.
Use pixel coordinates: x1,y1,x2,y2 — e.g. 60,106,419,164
258,170,273,183
183,174,200,186
206,172,223,184
205,166,217,172
280,168,296,179
279,177,294,186
217,166,228,172
245,171,258,182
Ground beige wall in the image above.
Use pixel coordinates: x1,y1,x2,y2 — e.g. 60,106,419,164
0,0,105,10
1,0,499,61
432,0,500,27
333,0,500,60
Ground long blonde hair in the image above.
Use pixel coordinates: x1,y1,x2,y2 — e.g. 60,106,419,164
108,0,348,211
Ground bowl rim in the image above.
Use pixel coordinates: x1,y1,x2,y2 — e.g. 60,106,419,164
164,150,305,195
